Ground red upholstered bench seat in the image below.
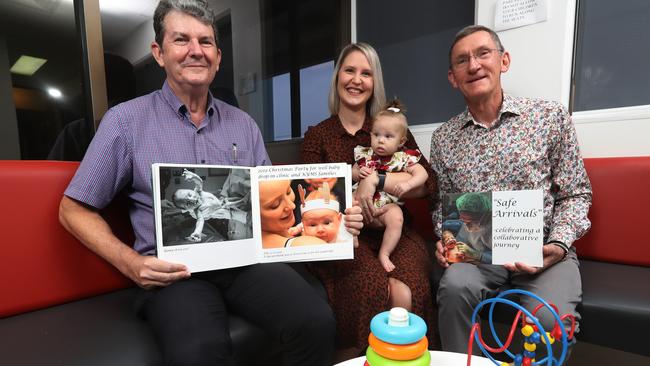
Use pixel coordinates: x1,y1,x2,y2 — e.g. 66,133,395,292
0,161,132,318
0,160,299,365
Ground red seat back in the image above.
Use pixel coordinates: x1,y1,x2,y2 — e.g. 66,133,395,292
574,157,650,266
0,161,133,318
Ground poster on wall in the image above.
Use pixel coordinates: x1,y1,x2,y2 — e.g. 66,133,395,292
494,0,548,32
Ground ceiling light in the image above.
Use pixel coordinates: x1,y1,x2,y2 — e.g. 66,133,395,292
47,88,62,98
10,55,47,76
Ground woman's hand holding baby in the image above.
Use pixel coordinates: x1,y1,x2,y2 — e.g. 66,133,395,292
343,201,364,236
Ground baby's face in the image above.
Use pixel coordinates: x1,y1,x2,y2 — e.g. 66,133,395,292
174,189,201,210
301,209,341,242
370,115,405,157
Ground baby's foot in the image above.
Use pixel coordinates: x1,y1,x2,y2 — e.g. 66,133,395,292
379,254,396,272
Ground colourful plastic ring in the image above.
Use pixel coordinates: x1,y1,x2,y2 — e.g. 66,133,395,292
368,332,428,360
369,311,427,345
366,346,430,366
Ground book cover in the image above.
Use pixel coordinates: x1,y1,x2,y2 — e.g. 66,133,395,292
152,163,353,272
441,190,543,267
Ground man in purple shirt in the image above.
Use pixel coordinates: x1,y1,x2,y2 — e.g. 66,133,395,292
59,1,362,365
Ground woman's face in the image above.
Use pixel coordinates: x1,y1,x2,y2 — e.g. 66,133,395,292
259,180,296,234
337,50,374,112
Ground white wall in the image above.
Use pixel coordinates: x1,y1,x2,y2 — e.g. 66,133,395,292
477,0,576,106
112,19,154,65
410,0,650,159
210,1,264,127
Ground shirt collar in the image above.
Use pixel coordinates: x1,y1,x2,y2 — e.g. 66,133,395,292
161,81,216,120
457,92,520,130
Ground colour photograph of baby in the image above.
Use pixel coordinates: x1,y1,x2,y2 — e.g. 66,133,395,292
294,182,344,243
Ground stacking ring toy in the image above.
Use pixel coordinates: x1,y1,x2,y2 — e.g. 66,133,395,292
369,311,427,344
365,346,430,366
368,332,428,360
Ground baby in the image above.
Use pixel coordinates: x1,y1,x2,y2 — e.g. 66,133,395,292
172,169,232,243
289,182,342,243
352,99,428,272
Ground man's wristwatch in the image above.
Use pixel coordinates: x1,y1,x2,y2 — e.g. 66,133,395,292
377,171,386,191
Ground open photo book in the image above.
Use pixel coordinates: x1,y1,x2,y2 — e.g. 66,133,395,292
152,163,353,273
441,190,544,267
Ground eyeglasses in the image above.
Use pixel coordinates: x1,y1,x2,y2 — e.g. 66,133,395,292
451,48,502,70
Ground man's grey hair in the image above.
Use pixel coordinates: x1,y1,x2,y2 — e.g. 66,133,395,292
328,42,386,118
448,25,505,68
153,0,219,48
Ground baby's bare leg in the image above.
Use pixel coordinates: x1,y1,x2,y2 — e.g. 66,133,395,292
388,277,412,311
376,203,403,273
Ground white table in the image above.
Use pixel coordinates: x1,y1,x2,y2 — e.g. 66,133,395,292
334,350,498,366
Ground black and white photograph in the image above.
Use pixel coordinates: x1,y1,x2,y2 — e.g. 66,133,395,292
158,166,253,246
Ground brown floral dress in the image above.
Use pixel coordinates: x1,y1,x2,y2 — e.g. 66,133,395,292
301,115,439,350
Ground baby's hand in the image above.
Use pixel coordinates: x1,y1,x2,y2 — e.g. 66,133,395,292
456,243,481,262
287,225,303,237
182,169,196,180
378,253,396,272
186,233,203,242
359,166,375,179
393,181,413,197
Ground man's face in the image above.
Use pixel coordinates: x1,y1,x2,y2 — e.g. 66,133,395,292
447,31,510,102
151,10,221,92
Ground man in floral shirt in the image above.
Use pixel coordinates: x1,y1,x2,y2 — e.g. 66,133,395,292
430,25,592,353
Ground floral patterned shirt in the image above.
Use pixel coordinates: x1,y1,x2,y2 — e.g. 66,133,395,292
354,146,423,207
354,146,422,173
430,94,592,247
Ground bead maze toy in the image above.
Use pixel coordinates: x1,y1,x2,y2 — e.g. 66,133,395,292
466,289,576,366
365,307,429,366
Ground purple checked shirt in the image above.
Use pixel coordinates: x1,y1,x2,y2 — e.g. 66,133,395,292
65,81,270,255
